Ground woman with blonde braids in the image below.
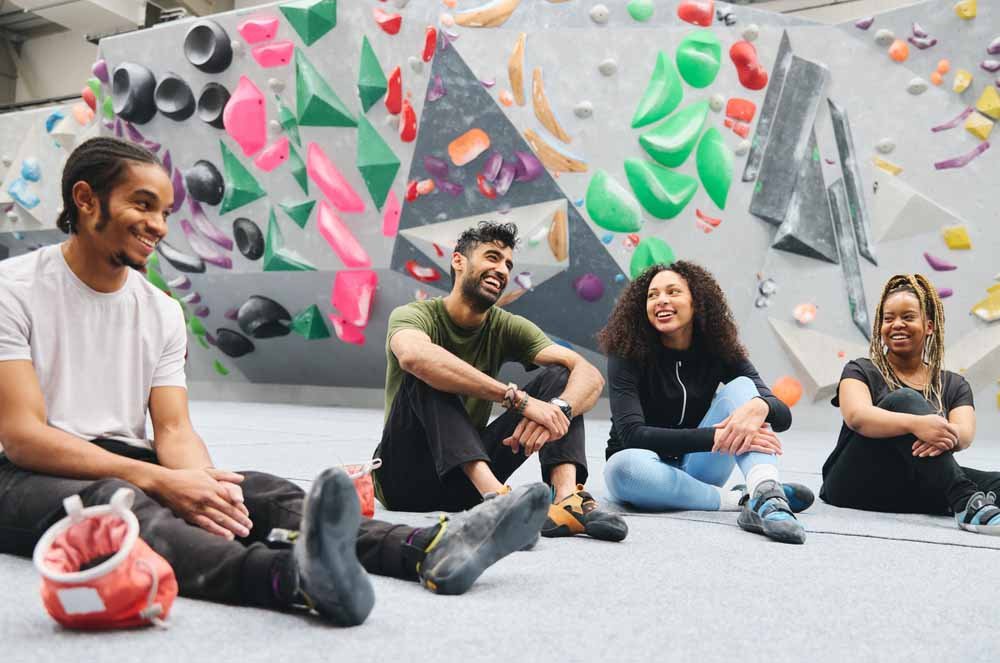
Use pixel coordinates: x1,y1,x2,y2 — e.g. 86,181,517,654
822,274,1000,534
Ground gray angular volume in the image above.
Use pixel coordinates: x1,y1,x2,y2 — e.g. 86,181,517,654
771,130,839,264
743,31,793,183
828,178,871,340
829,99,876,266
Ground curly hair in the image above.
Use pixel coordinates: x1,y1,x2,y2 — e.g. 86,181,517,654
450,220,518,283
598,261,747,364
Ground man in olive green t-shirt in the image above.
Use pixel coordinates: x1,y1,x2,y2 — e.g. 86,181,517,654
373,221,627,542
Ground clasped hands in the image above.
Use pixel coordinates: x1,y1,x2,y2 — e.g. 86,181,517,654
911,414,959,457
151,468,253,540
502,394,570,457
711,397,783,456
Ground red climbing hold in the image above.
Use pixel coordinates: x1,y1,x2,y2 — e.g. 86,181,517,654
477,173,498,199
405,180,419,202
725,98,756,123
373,7,402,35
386,66,402,115
422,26,437,63
732,122,750,138
730,41,769,90
677,0,713,27
406,260,441,282
724,118,734,128
399,99,417,142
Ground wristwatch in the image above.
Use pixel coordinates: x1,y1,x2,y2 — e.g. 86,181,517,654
550,398,573,421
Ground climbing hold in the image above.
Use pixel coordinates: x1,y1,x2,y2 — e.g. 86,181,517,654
695,128,732,209
238,16,279,44
589,4,609,24
972,286,1000,322
953,69,973,93
874,29,894,47
20,159,40,182
632,52,683,128
212,360,230,376
909,36,938,50
954,0,976,19
238,295,292,339
548,208,568,261
585,169,642,233
942,225,972,250
513,151,544,182
742,24,759,42
92,59,109,84
399,98,417,142
382,190,401,236
507,32,526,106
263,208,316,272
855,17,874,30
184,160,225,206
975,86,1000,119
215,329,255,358
189,199,233,250
924,252,957,271
709,94,724,113
935,142,990,169
695,208,721,233
318,200,370,268
184,20,233,73
532,67,571,143
308,142,364,212
180,219,232,268
197,83,230,129
677,0,713,27
408,56,423,74
907,78,928,95
574,101,594,119
224,76,267,157
624,158,697,220
965,111,994,140
875,138,895,154
280,0,337,46
252,41,295,68
233,217,264,260
279,199,316,228
153,73,196,122
982,60,1000,73
793,303,817,325
357,116,400,209
405,260,441,283
676,30,722,89
598,59,617,77
290,305,331,340
627,0,653,22
725,98,756,123
385,66,402,115
573,273,604,302
729,41,768,90
111,62,157,124
873,157,902,175
8,179,39,209
278,101,301,147
523,129,588,173
734,139,750,156
81,86,96,112
296,48,355,127
888,39,909,62
254,137,290,172
358,36,387,113
373,7,402,34
453,0,520,27
448,128,490,166
630,237,675,279
220,140,267,214
45,110,65,133
772,376,803,407
930,72,943,86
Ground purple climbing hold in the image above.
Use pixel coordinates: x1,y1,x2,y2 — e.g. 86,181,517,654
938,287,954,298
92,59,109,84
573,273,605,302
923,252,956,271
855,17,874,30
224,308,239,321
427,75,446,102
423,155,450,180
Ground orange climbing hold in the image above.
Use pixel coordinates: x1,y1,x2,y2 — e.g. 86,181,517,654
888,39,909,62
725,98,756,123
416,178,435,195
448,128,491,166
499,90,514,106
732,122,750,138
772,376,803,407
937,59,951,74
930,71,943,85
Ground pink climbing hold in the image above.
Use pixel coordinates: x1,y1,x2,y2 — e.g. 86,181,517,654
252,41,294,68
923,252,957,271
317,200,371,268
382,190,402,237
253,137,290,172
332,269,378,328
307,143,365,213
223,76,267,157
329,316,366,345
238,16,279,44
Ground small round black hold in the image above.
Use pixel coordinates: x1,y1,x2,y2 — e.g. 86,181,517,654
197,82,230,129
215,328,255,358
184,160,225,206
233,218,264,260
184,20,233,73
237,295,292,339
112,62,157,124
154,72,196,121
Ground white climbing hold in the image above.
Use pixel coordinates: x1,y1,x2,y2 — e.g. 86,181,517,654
742,24,759,42
5,210,17,221
906,77,929,95
709,94,725,112
874,29,894,47
598,58,617,76
735,139,751,156
267,78,285,94
590,4,609,24
574,101,594,119
875,138,895,154
231,40,244,56
268,119,282,135
1,155,11,167
408,56,423,74
384,114,400,130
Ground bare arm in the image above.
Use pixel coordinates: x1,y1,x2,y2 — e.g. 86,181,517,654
948,405,975,451
148,385,214,470
391,328,508,402
531,344,604,416
839,378,919,438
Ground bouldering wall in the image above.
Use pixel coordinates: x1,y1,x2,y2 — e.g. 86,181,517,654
2,0,999,429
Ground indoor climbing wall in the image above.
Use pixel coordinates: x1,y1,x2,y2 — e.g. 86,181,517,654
2,0,999,427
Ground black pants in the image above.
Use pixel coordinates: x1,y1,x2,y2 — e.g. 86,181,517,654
821,388,1000,515
0,440,418,608
374,366,588,512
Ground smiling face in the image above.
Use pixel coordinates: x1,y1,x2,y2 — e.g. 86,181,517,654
75,161,173,270
646,269,694,340
880,289,932,360
453,240,513,312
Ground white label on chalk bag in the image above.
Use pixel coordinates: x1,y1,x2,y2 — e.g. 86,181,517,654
57,587,107,615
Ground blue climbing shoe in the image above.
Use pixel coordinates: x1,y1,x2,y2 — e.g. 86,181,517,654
734,481,814,513
737,480,806,544
956,491,1000,536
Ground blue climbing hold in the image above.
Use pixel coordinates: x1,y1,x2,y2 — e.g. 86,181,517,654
12,231,24,240
615,274,626,283
45,111,65,133
9,179,39,208
21,159,41,182
602,233,613,244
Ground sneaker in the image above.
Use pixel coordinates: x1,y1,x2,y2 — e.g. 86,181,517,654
540,485,628,542
737,480,806,544
956,491,1000,535
292,467,375,626
734,482,815,513
417,482,549,595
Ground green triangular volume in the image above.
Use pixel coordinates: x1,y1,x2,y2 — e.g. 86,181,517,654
356,116,399,209
220,140,267,215
288,143,309,195
278,100,301,147
358,36,387,113
280,199,316,228
291,304,331,339
295,48,356,127
263,207,317,272
280,0,336,47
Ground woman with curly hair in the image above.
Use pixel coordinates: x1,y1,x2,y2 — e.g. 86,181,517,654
822,274,1000,534
599,262,812,544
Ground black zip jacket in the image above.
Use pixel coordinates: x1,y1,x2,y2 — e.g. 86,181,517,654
606,344,792,460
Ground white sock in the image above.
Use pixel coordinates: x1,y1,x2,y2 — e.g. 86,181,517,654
745,463,781,498
717,486,743,511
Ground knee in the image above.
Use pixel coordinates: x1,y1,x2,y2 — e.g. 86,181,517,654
79,478,152,507
605,450,664,499
531,365,570,398
719,376,759,405
878,388,933,415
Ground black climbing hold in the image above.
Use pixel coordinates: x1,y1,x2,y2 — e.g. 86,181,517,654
237,295,292,339
215,328,255,357
197,83,230,129
184,20,233,74
157,240,206,273
154,72,196,121
112,62,157,124
184,160,225,206
233,217,264,260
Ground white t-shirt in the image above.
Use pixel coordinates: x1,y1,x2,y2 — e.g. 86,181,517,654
0,245,187,451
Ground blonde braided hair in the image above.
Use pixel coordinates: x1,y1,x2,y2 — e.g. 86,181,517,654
869,274,946,413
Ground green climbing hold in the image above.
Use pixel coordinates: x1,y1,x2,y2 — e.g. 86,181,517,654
695,127,733,210
638,101,709,168
280,199,316,228
295,48,355,127
627,0,654,22
675,30,722,89
358,36,387,113
146,266,170,292
356,116,399,209
195,334,210,350
630,237,676,279
264,208,317,272
585,169,643,233
280,0,336,46
291,304,331,339
102,96,114,120
631,52,683,129
87,78,101,98
213,360,230,376
278,101,301,148
189,315,206,337
624,159,698,220
288,143,308,195
147,251,159,270
220,140,267,215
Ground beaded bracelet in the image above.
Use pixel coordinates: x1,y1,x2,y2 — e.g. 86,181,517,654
515,391,529,416
502,382,518,409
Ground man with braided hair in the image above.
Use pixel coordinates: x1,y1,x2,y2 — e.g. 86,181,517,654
822,273,1000,534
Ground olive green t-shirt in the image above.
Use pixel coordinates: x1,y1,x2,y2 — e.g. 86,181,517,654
384,298,553,430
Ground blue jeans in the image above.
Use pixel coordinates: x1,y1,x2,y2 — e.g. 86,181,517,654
604,377,777,510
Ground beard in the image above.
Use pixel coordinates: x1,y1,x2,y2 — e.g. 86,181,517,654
460,270,505,313
95,210,147,271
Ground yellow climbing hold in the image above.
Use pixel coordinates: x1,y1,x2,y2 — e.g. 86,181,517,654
972,286,1000,322
873,157,902,175
942,224,971,250
953,69,973,93
965,111,994,141
975,86,1000,120
954,0,976,19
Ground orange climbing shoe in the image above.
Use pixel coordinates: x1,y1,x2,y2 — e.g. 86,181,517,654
540,485,628,542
